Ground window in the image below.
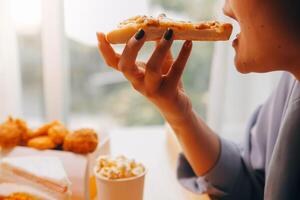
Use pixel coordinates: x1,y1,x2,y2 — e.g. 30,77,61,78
1,0,281,138
13,0,44,123
0,0,44,125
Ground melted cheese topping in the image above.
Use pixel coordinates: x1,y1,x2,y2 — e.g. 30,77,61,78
118,14,224,31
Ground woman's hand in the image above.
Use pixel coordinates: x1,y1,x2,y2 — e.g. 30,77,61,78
97,29,220,175
97,29,193,123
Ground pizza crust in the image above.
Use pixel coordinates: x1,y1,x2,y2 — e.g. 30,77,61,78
103,14,233,44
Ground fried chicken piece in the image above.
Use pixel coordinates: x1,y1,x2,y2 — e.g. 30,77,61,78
3,193,41,200
27,136,56,150
13,118,33,145
63,128,98,154
32,121,61,138
0,117,24,148
48,124,69,145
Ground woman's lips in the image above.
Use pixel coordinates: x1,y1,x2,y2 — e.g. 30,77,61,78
232,33,240,47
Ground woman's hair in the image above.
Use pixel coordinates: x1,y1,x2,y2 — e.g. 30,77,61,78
272,0,300,36
276,0,300,24
284,0,300,21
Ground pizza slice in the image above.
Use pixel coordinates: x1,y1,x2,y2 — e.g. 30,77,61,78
100,14,233,44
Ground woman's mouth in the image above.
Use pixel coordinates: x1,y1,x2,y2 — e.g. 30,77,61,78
232,33,240,47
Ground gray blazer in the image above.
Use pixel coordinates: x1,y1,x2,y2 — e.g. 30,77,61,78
177,72,300,200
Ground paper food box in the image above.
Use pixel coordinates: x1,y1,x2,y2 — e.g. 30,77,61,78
0,130,110,200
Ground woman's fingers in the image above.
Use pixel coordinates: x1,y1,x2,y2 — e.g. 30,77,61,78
162,49,174,74
119,29,146,68
166,40,193,89
118,29,146,83
97,31,190,96
97,32,120,69
145,29,174,93
154,41,174,74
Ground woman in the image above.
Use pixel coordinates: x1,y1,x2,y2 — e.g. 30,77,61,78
97,0,300,199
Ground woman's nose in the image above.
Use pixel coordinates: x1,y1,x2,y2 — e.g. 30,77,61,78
223,0,237,20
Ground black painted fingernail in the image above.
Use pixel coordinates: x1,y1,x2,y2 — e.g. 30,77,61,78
164,28,173,40
135,29,145,40
185,40,192,48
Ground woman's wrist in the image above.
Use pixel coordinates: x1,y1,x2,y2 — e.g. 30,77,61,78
153,92,193,124
162,105,195,132
159,100,193,126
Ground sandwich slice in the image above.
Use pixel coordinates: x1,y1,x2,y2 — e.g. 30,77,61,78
0,156,71,199
101,14,233,44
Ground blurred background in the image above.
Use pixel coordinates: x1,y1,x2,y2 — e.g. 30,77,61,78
0,0,281,142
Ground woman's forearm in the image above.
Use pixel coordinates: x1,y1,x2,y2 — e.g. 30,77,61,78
164,108,220,176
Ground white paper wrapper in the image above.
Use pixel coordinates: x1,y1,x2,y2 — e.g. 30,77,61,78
94,170,146,200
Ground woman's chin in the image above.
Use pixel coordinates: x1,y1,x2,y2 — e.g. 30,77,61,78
234,57,251,74
235,66,251,74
